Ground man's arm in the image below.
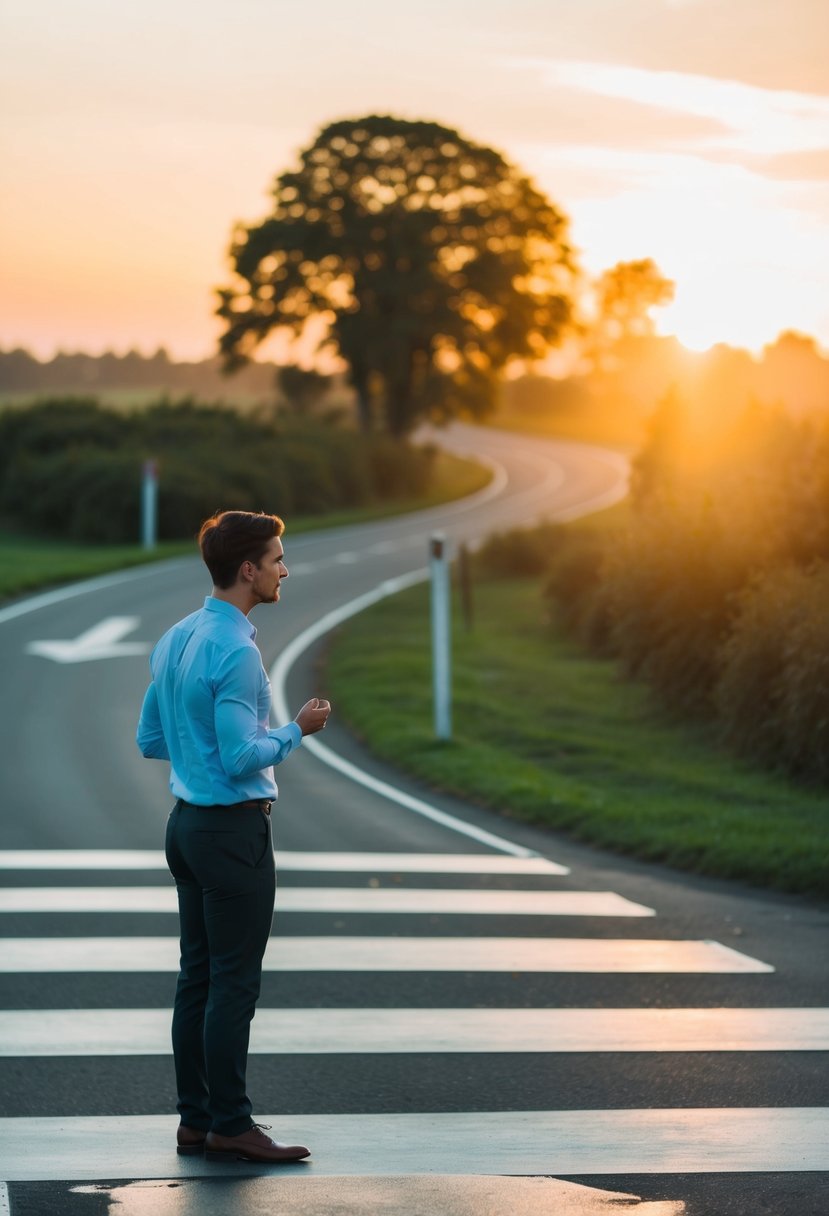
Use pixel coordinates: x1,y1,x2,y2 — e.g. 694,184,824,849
136,682,171,760
214,647,303,779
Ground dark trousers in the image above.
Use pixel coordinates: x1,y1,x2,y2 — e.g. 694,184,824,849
164,800,275,1137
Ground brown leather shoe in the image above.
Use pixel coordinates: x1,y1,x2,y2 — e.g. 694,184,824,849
204,1123,310,1163
176,1124,208,1155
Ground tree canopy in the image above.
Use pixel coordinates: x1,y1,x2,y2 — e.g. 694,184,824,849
595,258,675,343
217,115,576,435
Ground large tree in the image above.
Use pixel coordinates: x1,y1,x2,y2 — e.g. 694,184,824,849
217,115,575,435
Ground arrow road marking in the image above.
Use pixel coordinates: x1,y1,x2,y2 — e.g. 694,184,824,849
26,616,150,663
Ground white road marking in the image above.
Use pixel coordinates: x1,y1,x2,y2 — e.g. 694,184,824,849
0,560,192,627
0,937,773,973
1,1109,826,1180
26,617,150,663
1,1007,824,1057
0,850,568,874
265,444,629,862
0,887,653,917
268,573,537,860
276,851,569,875
68,1177,686,1216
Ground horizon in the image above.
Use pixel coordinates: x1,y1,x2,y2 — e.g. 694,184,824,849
2,1,827,362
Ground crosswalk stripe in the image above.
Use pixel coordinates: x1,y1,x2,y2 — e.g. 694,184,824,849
0,936,774,973
69,1175,686,1216
1,1007,825,1056
0,850,568,874
2,1109,827,1179
0,887,654,917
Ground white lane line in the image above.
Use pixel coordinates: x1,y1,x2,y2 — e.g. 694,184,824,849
0,887,653,917
269,575,536,860
0,850,568,874
0,1183,7,1216
2,1007,826,1057
0,937,774,973
277,851,568,874
1,1109,826,1179
0,560,192,626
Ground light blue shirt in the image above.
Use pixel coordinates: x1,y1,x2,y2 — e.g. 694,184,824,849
137,596,301,805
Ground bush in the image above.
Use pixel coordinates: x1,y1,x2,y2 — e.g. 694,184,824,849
600,499,774,718
714,566,806,767
0,397,444,542
474,522,568,579
543,531,610,648
716,563,829,783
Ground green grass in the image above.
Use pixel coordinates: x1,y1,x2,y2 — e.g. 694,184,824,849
0,449,490,601
325,576,829,897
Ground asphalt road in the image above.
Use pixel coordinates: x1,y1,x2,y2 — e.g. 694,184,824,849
0,423,827,1216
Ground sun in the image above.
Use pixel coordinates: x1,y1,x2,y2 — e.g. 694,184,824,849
659,280,789,355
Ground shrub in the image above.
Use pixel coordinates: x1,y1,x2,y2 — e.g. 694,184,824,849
474,522,567,579
0,397,445,542
716,563,829,782
714,566,806,767
543,530,610,648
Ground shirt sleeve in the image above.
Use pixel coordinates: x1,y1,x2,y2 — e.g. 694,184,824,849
136,681,171,760
213,645,302,779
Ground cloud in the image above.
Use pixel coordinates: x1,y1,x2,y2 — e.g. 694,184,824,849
522,59,829,160
755,148,829,181
484,0,829,96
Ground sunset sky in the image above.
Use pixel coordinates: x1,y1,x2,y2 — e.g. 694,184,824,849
2,0,827,361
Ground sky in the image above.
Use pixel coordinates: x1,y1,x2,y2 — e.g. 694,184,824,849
2,0,828,362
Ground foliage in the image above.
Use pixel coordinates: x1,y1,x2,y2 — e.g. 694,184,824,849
473,520,568,578
593,258,675,345
278,365,332,413
0,346,279,402
469,396,829,785
716,564,829,783
326,577,829,895
0,397,438,543
217,114,575,436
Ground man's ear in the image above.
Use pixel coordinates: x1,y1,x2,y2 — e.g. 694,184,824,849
239,559,256,584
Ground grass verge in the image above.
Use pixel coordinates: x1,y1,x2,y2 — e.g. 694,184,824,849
0,448,489,602
325,576,829,898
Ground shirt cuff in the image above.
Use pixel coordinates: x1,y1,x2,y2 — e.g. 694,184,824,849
270,720,303,753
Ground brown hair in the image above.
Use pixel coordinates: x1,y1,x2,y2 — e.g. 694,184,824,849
198,510,284,589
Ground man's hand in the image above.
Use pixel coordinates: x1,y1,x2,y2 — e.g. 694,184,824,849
294,697,331,736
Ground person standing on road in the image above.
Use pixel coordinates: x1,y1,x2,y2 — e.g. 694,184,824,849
137,509,330,1164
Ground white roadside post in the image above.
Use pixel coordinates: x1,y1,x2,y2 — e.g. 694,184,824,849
141,459,158,551
430,532,452,740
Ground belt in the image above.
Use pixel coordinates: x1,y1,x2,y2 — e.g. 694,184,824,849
178,798,272,816
234,799,272,815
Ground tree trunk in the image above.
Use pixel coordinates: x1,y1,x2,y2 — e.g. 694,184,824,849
350,364,372,433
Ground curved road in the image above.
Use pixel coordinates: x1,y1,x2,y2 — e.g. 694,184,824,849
0,423,628,852
1,424,827,1216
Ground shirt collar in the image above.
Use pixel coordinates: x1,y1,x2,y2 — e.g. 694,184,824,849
203,595,257,640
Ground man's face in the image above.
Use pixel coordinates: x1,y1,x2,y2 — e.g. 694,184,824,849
252,536,288,604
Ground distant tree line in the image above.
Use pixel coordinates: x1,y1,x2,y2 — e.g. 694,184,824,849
0,398,437,543
478,394,829,787
498,330,829,442
0,347,283,401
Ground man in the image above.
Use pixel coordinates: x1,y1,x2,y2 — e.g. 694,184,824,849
137,509,330,1164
